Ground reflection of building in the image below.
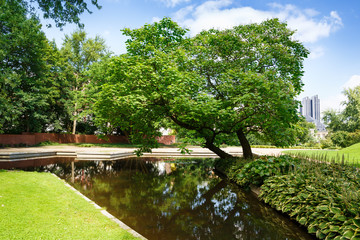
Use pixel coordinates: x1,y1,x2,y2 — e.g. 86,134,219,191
299,95,326,131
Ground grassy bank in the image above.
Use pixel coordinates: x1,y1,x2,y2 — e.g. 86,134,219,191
0,170,139,240
283,142,360,166
216,155,360,239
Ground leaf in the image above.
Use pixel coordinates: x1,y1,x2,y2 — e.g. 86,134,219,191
298,217,307,225
317,205,329,211
353,219,360,228
308,225,317,234
329,225,340,232
343,230,355,239
330,207,342,215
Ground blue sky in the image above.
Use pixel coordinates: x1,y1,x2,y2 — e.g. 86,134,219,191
40,0,360,114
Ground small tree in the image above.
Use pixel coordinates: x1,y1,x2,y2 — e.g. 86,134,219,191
61,30,109,134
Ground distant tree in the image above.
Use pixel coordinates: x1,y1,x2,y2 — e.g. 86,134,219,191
294,119,316,145
341,86,360,132
323,85,360,133
93,18,308,159
323,109,344,132
60,30,109,134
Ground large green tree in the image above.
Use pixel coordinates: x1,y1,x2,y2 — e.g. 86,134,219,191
93,18,308,159
61,30,109,134
0,0,68,133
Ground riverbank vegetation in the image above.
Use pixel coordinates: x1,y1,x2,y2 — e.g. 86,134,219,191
215,155,360,239
0,170,139,239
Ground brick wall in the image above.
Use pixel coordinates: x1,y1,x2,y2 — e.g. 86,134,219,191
0,133,175,146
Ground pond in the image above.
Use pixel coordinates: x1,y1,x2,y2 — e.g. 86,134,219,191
17,158,315,240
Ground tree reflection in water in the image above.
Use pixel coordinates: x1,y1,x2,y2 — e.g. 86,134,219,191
23,158,315,240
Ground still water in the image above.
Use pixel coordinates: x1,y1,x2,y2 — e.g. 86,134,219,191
21,158,315,240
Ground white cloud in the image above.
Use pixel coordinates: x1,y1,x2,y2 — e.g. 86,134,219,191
321,94,346,112
158,0,191,8
321,75,360,112
173,0,343,43
308,46,325,59
173,5,194,20
342,75,360,90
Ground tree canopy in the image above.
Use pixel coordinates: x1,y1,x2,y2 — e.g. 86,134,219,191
60,29,109,134
0,1,105,134
92,18,309,158
11,0,101,28
0,0,66,133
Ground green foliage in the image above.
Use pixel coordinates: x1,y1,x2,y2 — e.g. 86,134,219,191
324,85,360,134
259,161,360,240
228,155,300,187
19,0,101,29
246,133,272,146
35,141,61,146
320,138,336,149
224,154,360,239
330,130,360,148
0,0,70,133
93,17,308,158
60,29,110,134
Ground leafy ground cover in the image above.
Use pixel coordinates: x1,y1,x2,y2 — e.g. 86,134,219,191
284,142,360,166
216,155,360,240
0,170,139,240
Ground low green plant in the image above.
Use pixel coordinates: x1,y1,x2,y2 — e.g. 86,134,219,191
259,161,360,240
228,155,300,187
36,141,61,146
224,154,360,239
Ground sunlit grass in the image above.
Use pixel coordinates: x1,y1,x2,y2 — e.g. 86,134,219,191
0,171,139,240
283,142,360,166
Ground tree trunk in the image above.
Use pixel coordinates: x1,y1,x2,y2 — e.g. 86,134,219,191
236,129,253,159
72,117,77,134
205,139,234,159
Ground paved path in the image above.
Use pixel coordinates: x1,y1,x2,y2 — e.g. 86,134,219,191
0,145,286,160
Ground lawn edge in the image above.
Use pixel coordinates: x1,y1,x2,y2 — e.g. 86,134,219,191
50,173,147,240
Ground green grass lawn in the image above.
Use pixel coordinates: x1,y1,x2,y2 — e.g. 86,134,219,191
0,170,140,240
283,142,360,166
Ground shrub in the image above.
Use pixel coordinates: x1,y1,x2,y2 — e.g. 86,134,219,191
228,155,300,187
320,138,335,149
36,141,60,146
260,161,360,240
331,130,360,148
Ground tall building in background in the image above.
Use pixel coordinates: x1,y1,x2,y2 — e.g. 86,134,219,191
299,95,326,131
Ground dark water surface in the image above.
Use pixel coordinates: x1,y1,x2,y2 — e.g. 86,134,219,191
17,158,315,240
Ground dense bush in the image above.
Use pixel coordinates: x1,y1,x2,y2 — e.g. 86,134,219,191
223,155,360,239
331,130,360,148
227,155,300,187
260,162,360,240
